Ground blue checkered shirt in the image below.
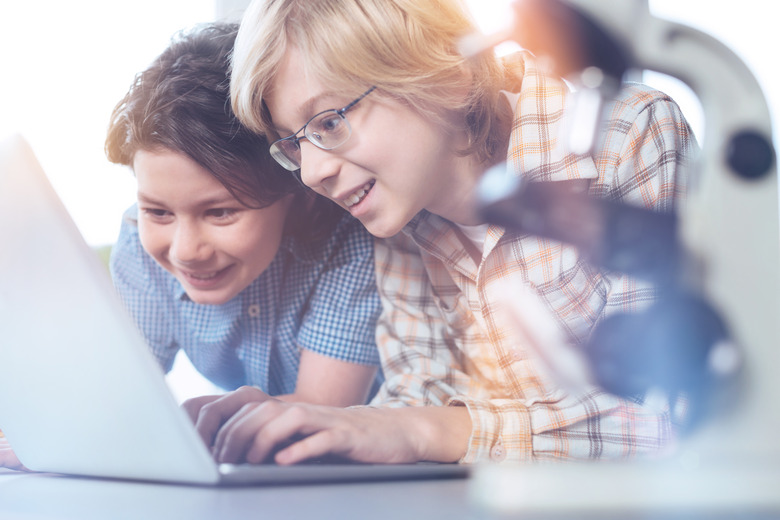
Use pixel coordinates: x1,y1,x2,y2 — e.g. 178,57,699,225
110,205,382,394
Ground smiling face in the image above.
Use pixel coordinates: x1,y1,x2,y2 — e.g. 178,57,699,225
264,47,483,238
133,149,292,305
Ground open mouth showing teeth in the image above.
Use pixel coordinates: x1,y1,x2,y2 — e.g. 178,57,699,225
344,181,375,208
183,265,231,282
189,271,219,280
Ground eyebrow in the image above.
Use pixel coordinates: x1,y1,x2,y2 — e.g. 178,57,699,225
137,192,239,208
136,193,165,206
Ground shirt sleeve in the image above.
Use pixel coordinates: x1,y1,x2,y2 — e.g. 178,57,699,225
372,232,475,407
296,217,382,367
593,82,693,211
109,206,180,373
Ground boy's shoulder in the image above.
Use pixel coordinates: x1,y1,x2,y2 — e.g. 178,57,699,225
608,81,683,118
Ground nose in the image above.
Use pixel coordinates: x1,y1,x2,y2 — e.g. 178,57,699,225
298,142,341,191
170,220,212,265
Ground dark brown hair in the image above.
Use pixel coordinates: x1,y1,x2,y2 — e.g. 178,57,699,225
105,22,343,238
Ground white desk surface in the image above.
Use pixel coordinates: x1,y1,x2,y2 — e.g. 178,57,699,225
0,469,471,520
3,467,780,520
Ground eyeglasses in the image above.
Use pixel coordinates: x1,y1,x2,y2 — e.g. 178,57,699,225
269,86,376,171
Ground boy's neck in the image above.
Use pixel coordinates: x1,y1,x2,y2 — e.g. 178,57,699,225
429,156,491,226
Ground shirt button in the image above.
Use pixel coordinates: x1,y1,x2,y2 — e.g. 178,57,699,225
490,442,507,462
247,304,261,317
511,349,523,362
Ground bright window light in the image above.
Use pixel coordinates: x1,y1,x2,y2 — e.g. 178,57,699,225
0,0,214,246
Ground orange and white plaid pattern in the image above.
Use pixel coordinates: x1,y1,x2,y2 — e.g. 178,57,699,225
371,51,694,463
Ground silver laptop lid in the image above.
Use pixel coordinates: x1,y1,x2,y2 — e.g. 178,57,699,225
0,134,219,484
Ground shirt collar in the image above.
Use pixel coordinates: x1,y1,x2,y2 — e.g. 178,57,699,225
402,211,482,279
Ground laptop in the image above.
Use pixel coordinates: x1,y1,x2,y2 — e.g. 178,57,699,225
0,134,470,485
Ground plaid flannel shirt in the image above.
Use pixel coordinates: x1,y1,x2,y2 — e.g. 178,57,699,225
371,51,693,463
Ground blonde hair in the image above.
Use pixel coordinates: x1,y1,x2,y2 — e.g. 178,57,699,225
231,0,516,164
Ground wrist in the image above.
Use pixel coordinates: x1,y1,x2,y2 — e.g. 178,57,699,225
404,405,472,463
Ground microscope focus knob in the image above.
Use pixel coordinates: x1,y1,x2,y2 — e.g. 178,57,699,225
726,129,775,180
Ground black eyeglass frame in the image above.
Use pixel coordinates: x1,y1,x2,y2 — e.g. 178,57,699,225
269,86,377,171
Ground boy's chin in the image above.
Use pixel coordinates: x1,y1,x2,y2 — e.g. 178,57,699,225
183,289,236,306
362,218,406,239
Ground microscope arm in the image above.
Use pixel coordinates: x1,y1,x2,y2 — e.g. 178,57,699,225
562,0,779,463
469,2,780,513
474,0,779,462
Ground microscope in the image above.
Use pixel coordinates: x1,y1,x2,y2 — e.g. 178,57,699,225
464,0,780,513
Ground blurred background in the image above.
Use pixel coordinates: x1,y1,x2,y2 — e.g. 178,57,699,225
0,0,776,399
0,0,775,247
